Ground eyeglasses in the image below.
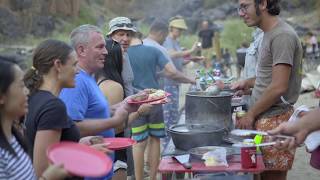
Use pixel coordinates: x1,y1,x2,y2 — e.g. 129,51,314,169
237,3,253,14
113,23,134,28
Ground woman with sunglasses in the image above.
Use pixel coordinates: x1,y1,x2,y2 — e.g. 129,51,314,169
96,39,151,180
0,56,68,180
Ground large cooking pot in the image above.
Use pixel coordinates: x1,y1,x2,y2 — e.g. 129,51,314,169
168,123,226,150
185,91,233,130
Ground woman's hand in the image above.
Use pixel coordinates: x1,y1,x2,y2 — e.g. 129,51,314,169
41,164,69,180
79,136,112,154
90,143,112,154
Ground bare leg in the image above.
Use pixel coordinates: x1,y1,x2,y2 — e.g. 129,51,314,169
148,136,160,180
261,171,287,180
132,139,148,180
112,169,127,180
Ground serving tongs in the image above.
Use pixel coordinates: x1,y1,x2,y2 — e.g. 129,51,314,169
232,141,279,147
230,129,294,139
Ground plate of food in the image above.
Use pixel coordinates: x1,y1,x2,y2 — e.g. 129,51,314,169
47,142,112,177
127,89,170,104
103,138,137,150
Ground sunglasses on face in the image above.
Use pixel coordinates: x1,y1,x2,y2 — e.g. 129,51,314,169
113,23,134,28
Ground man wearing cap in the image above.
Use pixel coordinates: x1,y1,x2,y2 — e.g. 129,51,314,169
107,16,136,97
107,17,136,180
162,16,203,145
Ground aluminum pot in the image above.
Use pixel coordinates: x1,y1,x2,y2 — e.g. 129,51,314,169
185,91,233,130
168,123,226,151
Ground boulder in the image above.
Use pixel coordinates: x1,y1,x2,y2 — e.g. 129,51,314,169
0,7,23,38
30,15,55,37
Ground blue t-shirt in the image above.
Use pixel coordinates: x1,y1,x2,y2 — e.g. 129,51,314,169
127,44,168,90
59,69,114,180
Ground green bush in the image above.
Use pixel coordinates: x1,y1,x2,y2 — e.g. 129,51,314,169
203,0,228,9
220,19,254,55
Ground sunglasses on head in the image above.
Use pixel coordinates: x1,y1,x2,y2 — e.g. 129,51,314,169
113,23,134,28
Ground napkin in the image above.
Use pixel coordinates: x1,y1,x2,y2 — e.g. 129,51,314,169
202,147,228,167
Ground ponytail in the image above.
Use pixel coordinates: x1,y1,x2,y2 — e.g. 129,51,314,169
24,67,43,94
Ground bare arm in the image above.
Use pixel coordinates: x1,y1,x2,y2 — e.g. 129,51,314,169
99,80,124,105
33,130,62,177
248,64,291,118
163,62,195,84
167,42,199,59
98,80,125,134
76,107,128,137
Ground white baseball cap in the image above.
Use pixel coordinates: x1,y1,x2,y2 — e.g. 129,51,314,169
107,17,137,35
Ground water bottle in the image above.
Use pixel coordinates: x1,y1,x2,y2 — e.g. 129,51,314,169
213,63,222,77
195,70,201,91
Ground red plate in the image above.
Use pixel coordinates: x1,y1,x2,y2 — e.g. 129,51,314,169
149,97,171,105
47,142,112,177
127,92,171,104
104,138,136,150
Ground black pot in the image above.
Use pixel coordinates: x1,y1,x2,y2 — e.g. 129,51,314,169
185,91,233,131
168,123,226,151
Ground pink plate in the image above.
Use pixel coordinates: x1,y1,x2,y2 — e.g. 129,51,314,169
47,142,112,177
149,97,171,105
127,92,171,104
104,138,136,150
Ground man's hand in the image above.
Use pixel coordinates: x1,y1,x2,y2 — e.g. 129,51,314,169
122,95,141,113
189,56,205,62
268,122,308,150
137,103,153,116
190,41,201,52
231,80,248,90
236,111,255,129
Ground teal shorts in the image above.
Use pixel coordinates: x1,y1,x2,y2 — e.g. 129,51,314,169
131,105,165,142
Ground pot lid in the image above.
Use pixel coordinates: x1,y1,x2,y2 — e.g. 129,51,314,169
169,123,225,133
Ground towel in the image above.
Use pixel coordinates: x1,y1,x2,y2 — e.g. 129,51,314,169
288,105,320,152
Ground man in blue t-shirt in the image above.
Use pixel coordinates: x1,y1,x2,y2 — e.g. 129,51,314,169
59,24,133,180
127,29,195,180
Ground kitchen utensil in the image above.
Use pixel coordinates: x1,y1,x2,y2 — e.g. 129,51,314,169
173,154,192,169
230,129,294,139
185,91,233,130
232,141,281,147
168,123,226,151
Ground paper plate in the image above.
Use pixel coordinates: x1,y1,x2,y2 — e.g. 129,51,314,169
47,142,112,177
104,138,136,150
127,92,171,104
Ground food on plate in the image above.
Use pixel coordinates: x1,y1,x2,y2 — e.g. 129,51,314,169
130,92,149,102
143,88,158,94
89,136,104,145
147,89,166,100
